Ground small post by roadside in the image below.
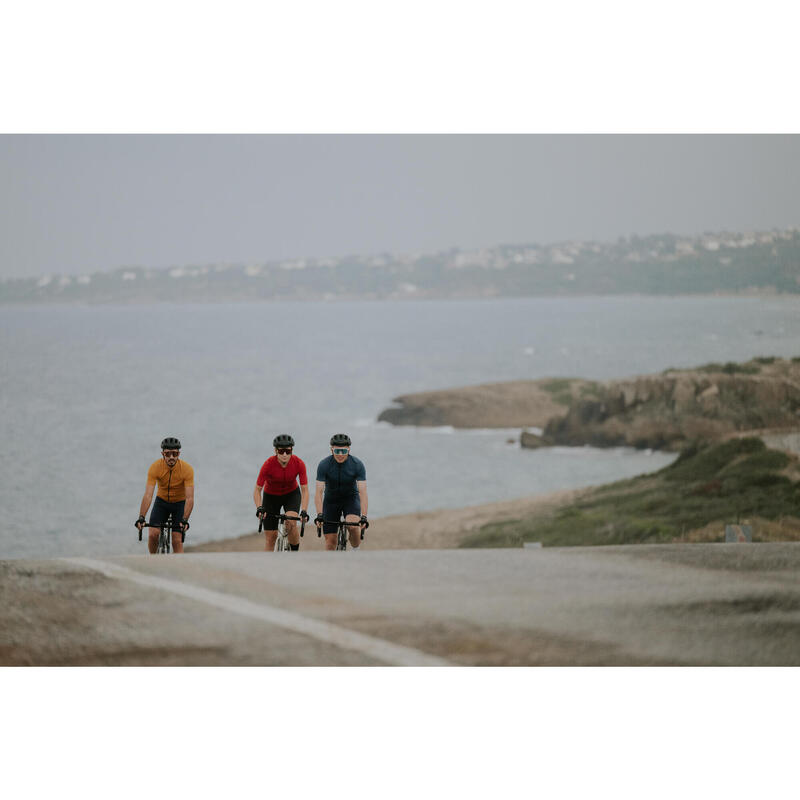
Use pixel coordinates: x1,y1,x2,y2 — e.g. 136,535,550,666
725,524,753,543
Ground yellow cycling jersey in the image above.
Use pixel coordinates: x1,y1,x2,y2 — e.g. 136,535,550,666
147,459,194,502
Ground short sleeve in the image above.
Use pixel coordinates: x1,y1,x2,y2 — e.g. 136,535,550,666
146,462,158,486
256,461,269,488
183,463,194,487
355,459,366,481
316,459,327,482
297,458,308,486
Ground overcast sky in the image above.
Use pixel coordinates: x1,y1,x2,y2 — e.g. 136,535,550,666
2,134,799,279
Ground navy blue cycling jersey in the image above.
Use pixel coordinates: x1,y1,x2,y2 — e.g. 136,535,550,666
316,454,366,497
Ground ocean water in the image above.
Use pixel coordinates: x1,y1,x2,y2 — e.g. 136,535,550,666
2,295,800,559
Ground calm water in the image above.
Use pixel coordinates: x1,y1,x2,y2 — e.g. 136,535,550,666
2,295,800,559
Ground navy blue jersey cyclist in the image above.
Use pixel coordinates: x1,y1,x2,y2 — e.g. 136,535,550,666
314,433,369,551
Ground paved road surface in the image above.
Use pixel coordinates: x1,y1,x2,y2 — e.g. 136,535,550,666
2,544,799,665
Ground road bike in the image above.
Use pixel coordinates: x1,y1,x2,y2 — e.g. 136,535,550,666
317,513,366,551
259,512,306,552
137,514,185,554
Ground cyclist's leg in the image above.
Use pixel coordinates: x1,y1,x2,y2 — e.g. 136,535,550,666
148,497,169,554
343,495,362,549
321,498,341,551
282,488,302,547
170,501,186,553
261,493,281,551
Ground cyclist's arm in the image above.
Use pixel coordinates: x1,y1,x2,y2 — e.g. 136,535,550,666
253,484,263,508
183,485,194,521
357,480,368,517
314,480,325,516
300,483,309,513
139,483,155,520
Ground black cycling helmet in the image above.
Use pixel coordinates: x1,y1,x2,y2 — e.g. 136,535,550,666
273,434,295,448
161,436,181,450
330,433,351,447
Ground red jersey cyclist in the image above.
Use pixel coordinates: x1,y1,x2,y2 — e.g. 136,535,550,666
135,436,194,554
254,434,310,551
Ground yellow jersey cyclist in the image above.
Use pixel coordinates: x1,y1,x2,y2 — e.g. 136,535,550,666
135,437,194,554
314,433,369,551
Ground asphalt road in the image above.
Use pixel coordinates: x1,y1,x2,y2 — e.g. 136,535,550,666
2,543,799,665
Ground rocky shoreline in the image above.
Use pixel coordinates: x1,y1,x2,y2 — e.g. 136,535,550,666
378,356,800,452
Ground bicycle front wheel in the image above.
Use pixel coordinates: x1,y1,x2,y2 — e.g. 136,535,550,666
336,525,347,551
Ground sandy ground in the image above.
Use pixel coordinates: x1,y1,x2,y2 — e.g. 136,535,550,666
186,488,589,553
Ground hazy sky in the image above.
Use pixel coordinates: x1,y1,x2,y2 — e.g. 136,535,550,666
2,134,799,279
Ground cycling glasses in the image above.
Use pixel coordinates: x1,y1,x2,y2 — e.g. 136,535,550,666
162,450,180,458
275,447,293,454
332,447,349,455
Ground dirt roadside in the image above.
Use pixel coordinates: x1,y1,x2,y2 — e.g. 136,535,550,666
186,488,589,553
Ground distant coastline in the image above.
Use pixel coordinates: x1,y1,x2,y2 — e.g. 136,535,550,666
3,226,799,305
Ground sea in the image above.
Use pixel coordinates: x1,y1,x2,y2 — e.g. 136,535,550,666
2,295,800,559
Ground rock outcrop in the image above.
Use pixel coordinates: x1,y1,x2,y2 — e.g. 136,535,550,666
543,359,800,450
377,378,598,429
377,357,800,451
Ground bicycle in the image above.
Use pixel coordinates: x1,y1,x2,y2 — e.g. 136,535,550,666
137,513,186,554
259,512,306,552
316,512,366,551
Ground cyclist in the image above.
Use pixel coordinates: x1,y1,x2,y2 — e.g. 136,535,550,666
135,437,194,554
314,433,369,551
254,434,310,552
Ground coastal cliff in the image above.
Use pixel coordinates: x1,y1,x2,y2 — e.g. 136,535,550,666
543,358,800,450
377,357,800,451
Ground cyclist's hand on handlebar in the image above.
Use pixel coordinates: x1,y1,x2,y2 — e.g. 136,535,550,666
360,515,369,529
256,505,266,519
300,510,310,523
181,518,190,533
135,516,146,530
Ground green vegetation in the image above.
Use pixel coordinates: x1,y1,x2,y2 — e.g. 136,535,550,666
539,379,601,406
460,438,800,548
540,379,575,406
696,361,761,375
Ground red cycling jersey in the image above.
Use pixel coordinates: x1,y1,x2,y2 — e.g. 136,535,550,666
256,455,308,496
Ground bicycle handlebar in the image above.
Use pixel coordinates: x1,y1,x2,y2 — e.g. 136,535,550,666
137,520,187,543
258,513,307,537
315,518,367,539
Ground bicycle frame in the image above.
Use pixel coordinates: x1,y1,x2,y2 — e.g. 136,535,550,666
139,515,183,554
259,513,306,553
317,513,365,551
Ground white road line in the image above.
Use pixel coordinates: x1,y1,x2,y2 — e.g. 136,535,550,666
63,557,453,667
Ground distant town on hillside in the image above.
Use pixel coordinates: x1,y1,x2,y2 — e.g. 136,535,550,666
2,227,799,304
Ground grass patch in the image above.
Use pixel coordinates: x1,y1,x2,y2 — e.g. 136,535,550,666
540,378,601,406
540,378,578,406
461,437,800,548
696,361,761,375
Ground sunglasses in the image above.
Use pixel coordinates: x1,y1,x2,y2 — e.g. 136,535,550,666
163,451,180,458
332,448,349,455
276,447,293,454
